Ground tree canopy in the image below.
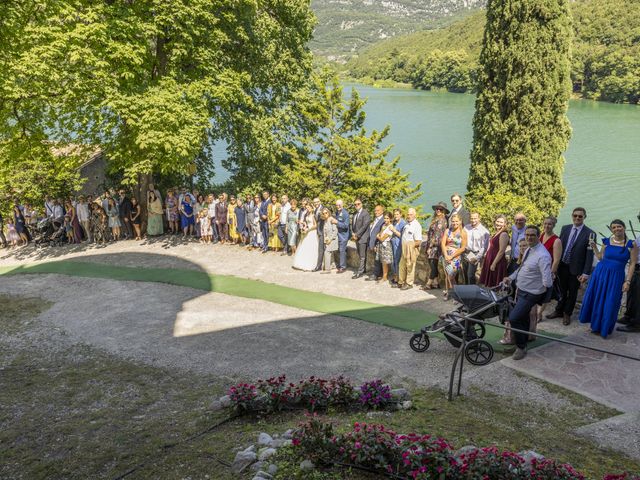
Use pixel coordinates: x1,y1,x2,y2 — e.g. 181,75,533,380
466,0,573,218
0,0,315,201
276,69,421,211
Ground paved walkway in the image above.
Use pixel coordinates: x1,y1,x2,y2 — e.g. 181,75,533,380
502,329,640,413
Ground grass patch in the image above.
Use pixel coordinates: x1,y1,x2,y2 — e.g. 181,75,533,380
0,295,638,479
0,293,51,334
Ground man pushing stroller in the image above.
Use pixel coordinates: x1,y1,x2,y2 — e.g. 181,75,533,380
502,225,553,361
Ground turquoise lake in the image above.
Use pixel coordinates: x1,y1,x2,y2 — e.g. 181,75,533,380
217,84,640,235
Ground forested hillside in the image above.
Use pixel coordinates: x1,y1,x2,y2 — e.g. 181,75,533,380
310,0,485,60
344,0,640,103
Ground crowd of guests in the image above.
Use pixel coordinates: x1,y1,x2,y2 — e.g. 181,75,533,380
1,187,639,358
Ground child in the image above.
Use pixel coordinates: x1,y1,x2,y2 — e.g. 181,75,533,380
63,215,74,244
7,220,19,247
199,209,211,244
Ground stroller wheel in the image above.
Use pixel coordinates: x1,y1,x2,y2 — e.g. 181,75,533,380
464,339,494,366
409,333,430,353
471,321,486,339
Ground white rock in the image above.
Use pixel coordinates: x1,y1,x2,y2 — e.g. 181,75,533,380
250,461,264,472
252,472,272,480
391,388,410,400
519,450,545,466
268,438,286,448
259,448,277,461
219,395,232,407
401,400,413,410
300,459,314,471
258,432,273,446
244,445,256,453
267,463,278,475
231,450,257,473
282,429,294,439
209,400,224,411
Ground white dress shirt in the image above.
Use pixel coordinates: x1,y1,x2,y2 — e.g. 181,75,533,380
401,219,423,242
509,243,553,295
464,223,490,261
279,202,291,225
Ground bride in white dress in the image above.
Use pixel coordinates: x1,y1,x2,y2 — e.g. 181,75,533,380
293,204,319,271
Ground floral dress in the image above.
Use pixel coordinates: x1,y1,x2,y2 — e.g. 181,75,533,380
166,196,178,222
376,225,394,264
441,229,463,275
426,217,447,259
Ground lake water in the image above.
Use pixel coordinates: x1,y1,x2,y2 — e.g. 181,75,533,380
351,84,640,235
215,84,640,235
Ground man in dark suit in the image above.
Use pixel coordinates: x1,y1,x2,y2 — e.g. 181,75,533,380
331,199,350,273
448,193,470,228
547,207,594,325
366,205,385,281
118,189,133,240
215,193,229,243
312,197,324,271
351,199,371,279
259,191,270,253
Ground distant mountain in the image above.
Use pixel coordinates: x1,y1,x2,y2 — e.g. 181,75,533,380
310,0,486,61
343,0,640,104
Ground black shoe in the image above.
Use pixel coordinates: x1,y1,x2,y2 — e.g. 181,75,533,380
365,276,377,281
618,317,631,325
312,267,321,272
616,325,640,333
546,311,563,320
352,273,363,279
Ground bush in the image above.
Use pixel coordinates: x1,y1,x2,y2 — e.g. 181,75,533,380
289,419,634,480
226,375,393,414
358,380,393,410
466,188,546,230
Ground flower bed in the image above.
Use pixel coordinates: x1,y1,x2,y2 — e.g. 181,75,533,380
289,417,639,480
217,375,409,414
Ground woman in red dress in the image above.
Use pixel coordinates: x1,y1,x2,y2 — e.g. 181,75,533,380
536,216,562,323
479,215,510,288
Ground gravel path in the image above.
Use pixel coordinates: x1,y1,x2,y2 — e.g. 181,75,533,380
0,274,464,384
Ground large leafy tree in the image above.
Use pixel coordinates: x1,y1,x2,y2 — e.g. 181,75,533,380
466,0,573,216
277,69,421,211
0,0,314,203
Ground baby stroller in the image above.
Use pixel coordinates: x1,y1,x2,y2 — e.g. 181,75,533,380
409,285,513,366
33,217,56,246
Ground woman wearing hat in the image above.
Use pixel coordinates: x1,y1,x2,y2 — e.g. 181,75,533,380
423,201,449,290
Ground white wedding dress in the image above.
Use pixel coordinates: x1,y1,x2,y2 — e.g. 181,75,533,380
293,215,319,271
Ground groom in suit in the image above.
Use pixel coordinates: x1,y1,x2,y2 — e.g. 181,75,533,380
547,207,594,325
331,199,350,273
351,199,371,279
366,205,385,281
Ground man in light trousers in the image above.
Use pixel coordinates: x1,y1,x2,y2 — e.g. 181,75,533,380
399,208,423,290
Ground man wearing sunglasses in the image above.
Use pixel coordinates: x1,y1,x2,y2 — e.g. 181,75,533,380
546,207,594,325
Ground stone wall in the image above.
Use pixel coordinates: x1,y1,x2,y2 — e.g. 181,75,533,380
78,154,108,197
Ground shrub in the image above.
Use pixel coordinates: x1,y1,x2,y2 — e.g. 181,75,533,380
292,414,337,464
466,188,546,230
227,375,394,414
358,379,393,410
289,419,635,479
227,383,258,412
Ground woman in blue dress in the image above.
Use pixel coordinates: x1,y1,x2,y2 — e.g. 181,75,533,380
179,197,195,238
579,219,639,338
389,208,406,286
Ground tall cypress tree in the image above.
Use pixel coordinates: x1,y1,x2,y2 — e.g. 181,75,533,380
467,0,572,216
